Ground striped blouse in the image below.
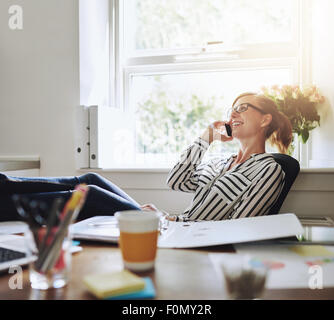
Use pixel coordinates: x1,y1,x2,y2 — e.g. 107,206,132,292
166,137,285,221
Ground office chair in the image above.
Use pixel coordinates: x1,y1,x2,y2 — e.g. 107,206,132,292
267,153,300,215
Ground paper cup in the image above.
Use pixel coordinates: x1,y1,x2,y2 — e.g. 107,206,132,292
115,210,160,272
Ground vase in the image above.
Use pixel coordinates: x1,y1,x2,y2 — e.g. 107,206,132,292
287,134,298,156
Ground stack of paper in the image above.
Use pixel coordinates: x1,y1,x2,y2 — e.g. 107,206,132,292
70,216,119,243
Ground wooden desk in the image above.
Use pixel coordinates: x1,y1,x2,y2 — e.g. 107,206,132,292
0,242,334,300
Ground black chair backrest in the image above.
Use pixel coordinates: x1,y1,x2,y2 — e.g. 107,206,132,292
267,153,300,215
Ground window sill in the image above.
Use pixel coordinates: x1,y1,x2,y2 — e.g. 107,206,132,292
78,167,171,174
0,157,40,171
300,168,334,174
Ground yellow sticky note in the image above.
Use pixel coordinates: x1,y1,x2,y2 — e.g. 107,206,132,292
289,245,334,257
83,270,145,299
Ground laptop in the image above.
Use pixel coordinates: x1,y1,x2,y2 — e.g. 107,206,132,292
0,233,37,273
0,221,83,273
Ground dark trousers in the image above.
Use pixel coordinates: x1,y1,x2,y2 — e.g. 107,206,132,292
0,173,141,222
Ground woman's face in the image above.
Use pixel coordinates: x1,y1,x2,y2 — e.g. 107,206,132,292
229,95,269,140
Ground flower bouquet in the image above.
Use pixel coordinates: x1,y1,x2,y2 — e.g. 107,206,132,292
261,85,325,145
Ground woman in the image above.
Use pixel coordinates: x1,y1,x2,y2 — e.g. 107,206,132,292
1,92,292,223
163,91,293,221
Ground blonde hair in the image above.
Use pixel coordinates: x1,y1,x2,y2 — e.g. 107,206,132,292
232,92,293,154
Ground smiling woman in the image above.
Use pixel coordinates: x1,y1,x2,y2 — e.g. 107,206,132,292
230,92,293,154
165,91,294,221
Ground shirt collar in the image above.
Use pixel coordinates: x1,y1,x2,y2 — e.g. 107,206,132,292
227,153,274,169
250,153,274,162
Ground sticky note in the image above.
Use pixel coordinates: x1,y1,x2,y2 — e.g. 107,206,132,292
105,277,156,300
83,270,145,299
289,245,334,257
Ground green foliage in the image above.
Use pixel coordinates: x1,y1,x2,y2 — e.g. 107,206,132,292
134,0,292,50
261,85,325,144
135,86,224,154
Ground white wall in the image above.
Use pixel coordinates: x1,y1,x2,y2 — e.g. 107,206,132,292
0,0,79,176
309,0,334,167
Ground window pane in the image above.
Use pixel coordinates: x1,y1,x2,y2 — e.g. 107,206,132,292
125,0,293,53
132,68,292,166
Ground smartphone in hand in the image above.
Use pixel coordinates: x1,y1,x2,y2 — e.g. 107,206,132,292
225,124,232,137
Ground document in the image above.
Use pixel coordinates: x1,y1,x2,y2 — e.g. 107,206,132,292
70,216,119,243
158,213,303,248
70,214,303,249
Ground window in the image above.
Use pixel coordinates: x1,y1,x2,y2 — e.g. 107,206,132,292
96,0,308,168
125,0,295,53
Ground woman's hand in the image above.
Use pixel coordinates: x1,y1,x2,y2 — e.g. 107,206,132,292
200,121,234,144
140,204,177,221
140,203,159,212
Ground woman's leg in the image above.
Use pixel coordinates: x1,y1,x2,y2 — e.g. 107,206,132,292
26,185,141,221
0,192,72,222
78,185,141,220
4,173,140,207
0,185,141,222
77,173,141,207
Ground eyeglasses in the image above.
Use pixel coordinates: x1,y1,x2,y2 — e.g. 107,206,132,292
227,103,266,118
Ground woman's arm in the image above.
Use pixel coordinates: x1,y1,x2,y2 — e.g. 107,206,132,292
230,162,285,219
166,121,233,193
166,137,210,192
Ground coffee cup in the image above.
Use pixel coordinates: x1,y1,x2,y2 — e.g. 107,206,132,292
115,210,160,272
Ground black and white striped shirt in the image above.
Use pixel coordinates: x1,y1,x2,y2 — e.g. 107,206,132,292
166,137,285,221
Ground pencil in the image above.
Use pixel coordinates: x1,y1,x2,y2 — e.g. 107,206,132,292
39,184,89,272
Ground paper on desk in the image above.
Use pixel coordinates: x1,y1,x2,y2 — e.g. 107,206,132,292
70,216,119,243
158,214,303,248
209,243,334,289
0,221,30,235
70,214,303,249
288,245,334,257
0,234,81,254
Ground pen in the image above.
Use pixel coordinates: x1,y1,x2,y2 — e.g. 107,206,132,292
37,198,63,262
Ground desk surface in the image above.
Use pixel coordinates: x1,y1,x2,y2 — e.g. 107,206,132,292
0,242,334,300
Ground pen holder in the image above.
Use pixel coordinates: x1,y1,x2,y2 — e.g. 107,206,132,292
29,226,72,290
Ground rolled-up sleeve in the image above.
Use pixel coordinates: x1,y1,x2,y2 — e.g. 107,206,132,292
230,162,285,219
166,137,210,193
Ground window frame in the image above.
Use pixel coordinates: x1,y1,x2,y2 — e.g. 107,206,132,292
107,0,313,168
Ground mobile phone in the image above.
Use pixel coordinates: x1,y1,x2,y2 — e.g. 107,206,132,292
225,124,232,137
